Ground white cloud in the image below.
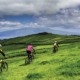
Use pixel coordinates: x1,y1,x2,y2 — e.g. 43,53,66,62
0,0,80,16
1,0,80,39
1,12,80,33
0,21,21,25
0,21,23,32
57,0,80,8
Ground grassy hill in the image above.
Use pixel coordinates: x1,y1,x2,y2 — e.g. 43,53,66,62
0,32,80,52
1,32,80,46
0,32,80,80
0,42,80,80
0,32,62,45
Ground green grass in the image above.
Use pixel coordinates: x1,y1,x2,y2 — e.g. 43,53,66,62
0,42,80,80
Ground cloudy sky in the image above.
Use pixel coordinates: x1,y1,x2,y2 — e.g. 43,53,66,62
0,0,80,39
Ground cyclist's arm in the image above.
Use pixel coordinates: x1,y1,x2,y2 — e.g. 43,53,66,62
0,50,5,57
32,48,35,52
32,47,36,53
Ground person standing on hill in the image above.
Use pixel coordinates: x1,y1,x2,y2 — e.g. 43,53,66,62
26,43,35,64
53,41,59,53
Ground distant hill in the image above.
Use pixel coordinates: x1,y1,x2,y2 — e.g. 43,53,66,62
36,32,50,35
0,32,57,45
0,32,80,46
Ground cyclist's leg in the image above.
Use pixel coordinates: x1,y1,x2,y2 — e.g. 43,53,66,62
27,51,31,64
53,46,55,53
0,62,2,72
27,53,30,64
30,53,33,61
0,66,2,72
32,52,35,59
0,60,3,72
53,46,57,53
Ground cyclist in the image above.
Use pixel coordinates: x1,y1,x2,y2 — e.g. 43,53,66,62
53,41,59,53
0,44,5,58
26,43,35,64
0,44,6,71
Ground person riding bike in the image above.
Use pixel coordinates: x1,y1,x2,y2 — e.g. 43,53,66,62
0,44,7,72
26,43,35,64
53,41,59,53
0,44,5,58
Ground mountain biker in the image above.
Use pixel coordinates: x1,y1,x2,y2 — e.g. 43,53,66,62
53,41,59,53
0,44,5,58
26,43,35,64
0,44,6,68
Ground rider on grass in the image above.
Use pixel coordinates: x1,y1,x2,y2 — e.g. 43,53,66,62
26,43,35,63
0,44,5,58
0,44,6,69
53,41,59,53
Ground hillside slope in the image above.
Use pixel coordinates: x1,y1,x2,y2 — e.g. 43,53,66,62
0,42,80,80
0,32,80,53
1,32,80,46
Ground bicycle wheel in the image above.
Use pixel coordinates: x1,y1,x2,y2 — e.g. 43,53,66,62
2,62,8,72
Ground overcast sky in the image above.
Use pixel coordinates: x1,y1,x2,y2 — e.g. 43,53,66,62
0,0,80,39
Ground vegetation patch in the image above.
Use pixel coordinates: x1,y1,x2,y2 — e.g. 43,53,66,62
26,73,43,80
56,61,80,76
50,59,65,63
39,61,50,65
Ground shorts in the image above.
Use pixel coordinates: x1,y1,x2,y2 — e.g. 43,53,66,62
26,51,31,60
27,51,31,54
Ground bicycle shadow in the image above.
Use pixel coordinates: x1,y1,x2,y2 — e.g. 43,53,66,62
19,63,30,66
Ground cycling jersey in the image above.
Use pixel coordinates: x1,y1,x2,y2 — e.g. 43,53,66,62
26,45,33,52
54,43,57,46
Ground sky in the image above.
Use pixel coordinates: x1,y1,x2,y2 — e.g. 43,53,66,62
0,0,80,39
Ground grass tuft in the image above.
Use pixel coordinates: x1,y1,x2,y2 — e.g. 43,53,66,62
26,73,43,80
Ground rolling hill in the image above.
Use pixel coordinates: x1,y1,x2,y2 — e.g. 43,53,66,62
0,32,80,46
0,32,80,80
0,39,80,80
0,32,80,58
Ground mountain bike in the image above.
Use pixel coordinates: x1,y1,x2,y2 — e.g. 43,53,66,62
25,51,35,65
0,59,8,72
53,45,58,53
25,54,34,65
